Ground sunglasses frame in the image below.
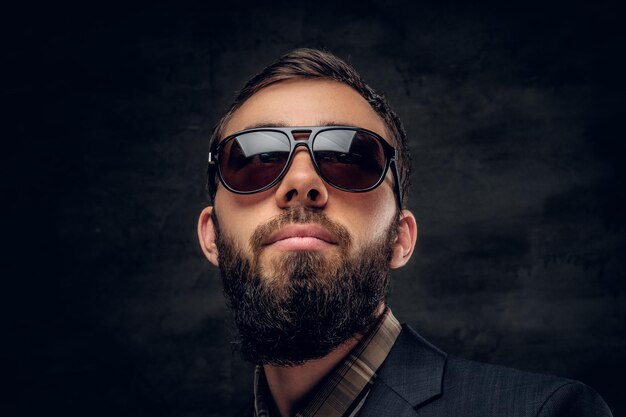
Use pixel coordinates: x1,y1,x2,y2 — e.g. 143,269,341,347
208,126,403,207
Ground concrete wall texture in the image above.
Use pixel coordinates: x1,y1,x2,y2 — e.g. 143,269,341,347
8,1,625,416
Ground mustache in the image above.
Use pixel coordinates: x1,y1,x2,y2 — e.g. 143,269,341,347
249,207,352,254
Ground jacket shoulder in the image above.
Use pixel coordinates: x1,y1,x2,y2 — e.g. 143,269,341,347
442,356,613,416
381,325,613,416
534,379,613,417
424,356,612,417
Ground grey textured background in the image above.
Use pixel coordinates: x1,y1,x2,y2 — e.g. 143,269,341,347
8,1,625,416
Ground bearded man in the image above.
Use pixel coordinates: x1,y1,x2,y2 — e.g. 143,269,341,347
198,48,612,417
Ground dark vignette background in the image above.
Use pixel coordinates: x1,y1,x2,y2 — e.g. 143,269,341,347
7,1,625,416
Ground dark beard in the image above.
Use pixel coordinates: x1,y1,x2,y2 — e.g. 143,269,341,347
213,207,397,366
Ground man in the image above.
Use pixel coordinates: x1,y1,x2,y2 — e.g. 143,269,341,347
198,48,612,417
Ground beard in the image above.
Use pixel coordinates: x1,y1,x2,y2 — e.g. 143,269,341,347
213,207,397,366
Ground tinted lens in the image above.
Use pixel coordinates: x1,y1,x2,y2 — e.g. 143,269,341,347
219,131,291,192
313,129,386,190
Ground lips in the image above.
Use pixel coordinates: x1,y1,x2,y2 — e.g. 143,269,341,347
263,224,338,250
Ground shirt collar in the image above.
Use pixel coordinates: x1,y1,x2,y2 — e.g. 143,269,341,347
254,308,402,417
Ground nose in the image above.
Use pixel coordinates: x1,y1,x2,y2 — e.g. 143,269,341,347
275,146,329,209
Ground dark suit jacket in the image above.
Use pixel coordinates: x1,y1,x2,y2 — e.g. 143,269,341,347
236,325,613,416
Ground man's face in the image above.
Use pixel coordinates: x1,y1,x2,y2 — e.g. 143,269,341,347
199,78,416,364
215,78,399,267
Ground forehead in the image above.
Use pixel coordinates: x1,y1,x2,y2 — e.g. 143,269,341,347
223,78,389,141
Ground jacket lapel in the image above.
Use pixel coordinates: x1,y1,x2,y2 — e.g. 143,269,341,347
357,378,419,417
358,324,447,416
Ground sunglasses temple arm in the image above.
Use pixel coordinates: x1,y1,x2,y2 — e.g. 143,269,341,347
390,159,403,209
207,152,217,200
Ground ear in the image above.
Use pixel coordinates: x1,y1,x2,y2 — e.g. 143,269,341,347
389,209,418,269
198,206,219,267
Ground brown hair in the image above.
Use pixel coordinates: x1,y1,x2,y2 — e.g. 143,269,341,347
207,48,411,207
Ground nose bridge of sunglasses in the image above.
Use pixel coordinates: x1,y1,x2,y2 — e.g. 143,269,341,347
291,130,312,141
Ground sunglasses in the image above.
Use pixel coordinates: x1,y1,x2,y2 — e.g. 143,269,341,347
208,126,403,207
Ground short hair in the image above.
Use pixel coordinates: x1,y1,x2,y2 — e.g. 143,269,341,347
207,48,411,207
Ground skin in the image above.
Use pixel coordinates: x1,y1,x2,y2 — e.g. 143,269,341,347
198,78,418,417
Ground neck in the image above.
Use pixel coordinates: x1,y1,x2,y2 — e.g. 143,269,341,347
263,338,359,417
262,304,386,417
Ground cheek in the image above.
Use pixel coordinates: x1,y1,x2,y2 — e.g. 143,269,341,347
328,187,397,247
214,193,271,252
351,209,395,244
215,190,276,253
